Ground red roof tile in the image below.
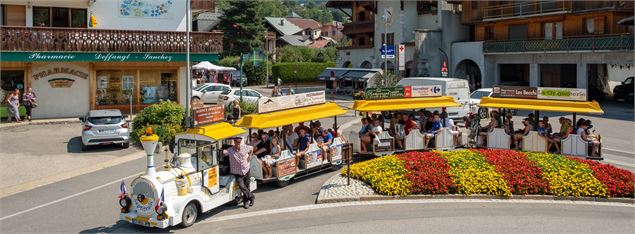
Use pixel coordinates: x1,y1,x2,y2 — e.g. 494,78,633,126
286,18,322,30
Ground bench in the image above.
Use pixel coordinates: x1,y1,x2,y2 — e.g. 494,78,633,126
487,128,511,149
329,138,345,163
405,130,425,151
372,132,395,156
347,131,361,154
521,131,548,152
434,128,456,150
561,134,588,157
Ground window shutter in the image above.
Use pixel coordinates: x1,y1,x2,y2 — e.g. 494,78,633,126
595,16,605,34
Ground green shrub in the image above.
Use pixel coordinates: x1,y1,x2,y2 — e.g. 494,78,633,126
278,46,336,63
271,62,335,83
131,101,185,144
240,100,257,115
218,55,240,68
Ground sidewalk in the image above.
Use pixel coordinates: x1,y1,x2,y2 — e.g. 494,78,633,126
0,117,80,130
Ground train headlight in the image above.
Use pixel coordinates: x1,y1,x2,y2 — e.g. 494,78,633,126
155,202,167,215
119,196,132,213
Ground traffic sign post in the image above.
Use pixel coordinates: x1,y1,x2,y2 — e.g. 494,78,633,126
398,44,405,71
380,45,396,59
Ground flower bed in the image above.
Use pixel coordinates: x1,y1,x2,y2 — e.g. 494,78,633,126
342,150,632,199
342,155,411,196
525,152,607,197
398,152,455,194
476,149,549,195
441,150,511,196
569,157,635,198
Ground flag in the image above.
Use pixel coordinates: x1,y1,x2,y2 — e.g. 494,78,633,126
155,188,165,211
118,180,127,199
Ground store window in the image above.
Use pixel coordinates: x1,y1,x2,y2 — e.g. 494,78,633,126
139,70,177,104
33,7,50,27
95,70,138,106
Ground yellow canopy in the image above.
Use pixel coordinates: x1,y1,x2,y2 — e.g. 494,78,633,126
237,102,347,129
352,96,461,112
478,97,604,114
184,122,246,140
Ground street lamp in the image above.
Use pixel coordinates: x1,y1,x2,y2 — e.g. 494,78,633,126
185,0,191,127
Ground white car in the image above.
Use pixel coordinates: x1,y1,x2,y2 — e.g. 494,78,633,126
469,88,493,113
192,83,231,104
218,88,263,107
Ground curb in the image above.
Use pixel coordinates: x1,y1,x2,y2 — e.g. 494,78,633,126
316,174,635,205
0,119,80,130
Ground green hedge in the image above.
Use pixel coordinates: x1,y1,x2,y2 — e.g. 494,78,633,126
271,62,335,83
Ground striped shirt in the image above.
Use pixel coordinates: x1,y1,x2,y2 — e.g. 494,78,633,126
227,144,253,176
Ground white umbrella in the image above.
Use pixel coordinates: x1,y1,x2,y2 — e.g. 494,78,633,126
192,61,237,72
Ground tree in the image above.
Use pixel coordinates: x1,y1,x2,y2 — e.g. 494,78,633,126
257,0,289,18
218,0,266,55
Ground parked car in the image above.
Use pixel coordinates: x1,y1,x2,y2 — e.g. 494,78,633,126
218,88,263,107
192,83,231,104
613,76,634,103
80,109,130,151
229,70,248,87
469,88,493,113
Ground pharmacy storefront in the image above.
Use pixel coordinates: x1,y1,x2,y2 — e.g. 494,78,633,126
1,52,218,119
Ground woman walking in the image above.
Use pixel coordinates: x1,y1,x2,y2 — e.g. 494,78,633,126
22,87,37,122
6,89,21,122
229,100,241,124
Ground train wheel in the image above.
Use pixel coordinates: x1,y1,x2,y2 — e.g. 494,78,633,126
276,180,290,188
180,202,198,228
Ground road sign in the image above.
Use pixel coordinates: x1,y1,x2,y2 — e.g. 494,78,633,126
380,45,395,59
398,44,405,71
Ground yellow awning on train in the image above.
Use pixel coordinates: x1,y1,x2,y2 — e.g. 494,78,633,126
184,122,246,140
478,97,604,114
351,96,461,112
236,102,348,129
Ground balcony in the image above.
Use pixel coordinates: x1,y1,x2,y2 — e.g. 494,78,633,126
336,45,374,50
483,34,634,54
483,1,571,21
342,21,374,35
0,26,223,53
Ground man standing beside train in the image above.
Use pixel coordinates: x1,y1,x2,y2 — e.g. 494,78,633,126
224,137,255,209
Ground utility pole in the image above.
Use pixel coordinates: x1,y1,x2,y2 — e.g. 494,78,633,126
185,0,191,127
264,31,269,88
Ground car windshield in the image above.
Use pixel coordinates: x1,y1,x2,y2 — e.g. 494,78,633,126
88,116,122,125
470,90,491,100
194,85,208,91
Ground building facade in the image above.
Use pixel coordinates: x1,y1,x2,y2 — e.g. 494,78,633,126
452,0,634,94
1,0,222,118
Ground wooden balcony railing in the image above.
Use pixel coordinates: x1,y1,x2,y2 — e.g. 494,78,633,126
483,1,571,20
1,26,223,53
342,21,374,35
483,34,634,53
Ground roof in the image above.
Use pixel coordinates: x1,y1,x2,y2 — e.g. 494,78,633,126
618,16,634,25
287,11,301,18
478,97,604,114
88,109,122,117
236,102,347,129
286,17,322,30
317,68,383,81
308,39,332,48
343,70,378,81
184,122,246,141
352,96,461,112
192,61,236,71
265,17,303,35
278,35,308,46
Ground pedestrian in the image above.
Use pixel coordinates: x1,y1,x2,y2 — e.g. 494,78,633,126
223,137,255,209
22,87,37,122
230,99,241,123
6,89,21,123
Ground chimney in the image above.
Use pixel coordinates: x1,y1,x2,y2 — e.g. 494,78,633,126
280,19,284,26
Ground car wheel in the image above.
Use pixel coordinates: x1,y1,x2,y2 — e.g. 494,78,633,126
180,202,198,228
122,142,130,149
192,96,201,102
81,144,89,151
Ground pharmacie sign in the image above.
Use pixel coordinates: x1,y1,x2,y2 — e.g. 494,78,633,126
493,86,587,101
365,85,442,100
1,52,219,62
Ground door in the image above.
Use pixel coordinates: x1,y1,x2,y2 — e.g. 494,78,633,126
198,143,220,194
201,85,226,104
245,90,262,103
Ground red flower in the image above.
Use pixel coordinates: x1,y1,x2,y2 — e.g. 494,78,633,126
398,152,455,194
475,149,550,195
569,157,635,198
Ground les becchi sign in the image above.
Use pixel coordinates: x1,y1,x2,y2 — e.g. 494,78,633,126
493,86,587,101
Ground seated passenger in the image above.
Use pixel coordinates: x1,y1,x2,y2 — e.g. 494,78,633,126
254,133,271,159
295,128,311,168
424,113,443,149
359,118,372,153
578,120,600,157
479,111,499,146
513,118,533,150
403,114,419,136
319,128,333,162
538,120,560,153
282,125,299,152
543,116,553,134
262,137,282,178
